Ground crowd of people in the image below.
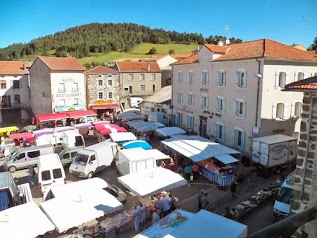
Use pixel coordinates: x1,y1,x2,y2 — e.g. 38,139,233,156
132,193,177,232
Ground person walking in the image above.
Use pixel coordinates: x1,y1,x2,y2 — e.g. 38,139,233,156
139,203,147,230
132,205,142,232
153,196,162,216
169,193,177,211
192,163,200,181
184,163,192,181
161,194,171,217
28,165,35,186
230,180,238,201
197,189,204,212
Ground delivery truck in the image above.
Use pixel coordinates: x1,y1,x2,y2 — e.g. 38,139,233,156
116,147,156,176
252,134,297,172
69,141,117,179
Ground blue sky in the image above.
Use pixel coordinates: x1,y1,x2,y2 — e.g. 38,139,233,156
1,0,316,49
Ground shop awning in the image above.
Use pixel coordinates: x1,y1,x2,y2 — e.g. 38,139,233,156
9,132,34,140
36,113,69,122
109,132,137,142
90,103,119,110
66,110,96,118
215,154,239,165
118,167,187,198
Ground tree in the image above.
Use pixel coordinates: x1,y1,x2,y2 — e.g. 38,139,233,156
148,47,157,54
169,49,175,54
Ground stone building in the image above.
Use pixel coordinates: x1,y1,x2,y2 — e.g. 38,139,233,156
284,75,317,237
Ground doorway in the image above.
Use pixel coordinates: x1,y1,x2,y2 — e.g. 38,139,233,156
199,116,207,138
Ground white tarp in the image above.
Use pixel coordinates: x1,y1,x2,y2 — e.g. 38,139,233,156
147,149,170,161
118,167,187,198
155,127,186,138
40,179,123,233
110,132,137,142
215,154,239,165
0,202,55,238
161,135,240,163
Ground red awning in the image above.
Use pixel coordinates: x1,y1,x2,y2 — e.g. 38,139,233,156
97,128,112,135
36,113,69,122
90,104,119,110
66,110,97,118
9,132,34,140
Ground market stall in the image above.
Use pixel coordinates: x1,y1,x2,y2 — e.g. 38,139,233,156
117,167,187,198
0,202,55,237
8,132,35,144
109,132,137,144
155,127,186,138
40,178,124,233
161,135,240,187
121,140,152,150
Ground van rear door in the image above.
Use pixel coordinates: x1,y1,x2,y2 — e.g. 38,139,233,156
40,168,65,194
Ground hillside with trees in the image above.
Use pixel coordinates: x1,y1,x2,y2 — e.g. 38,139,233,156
0,23,242,61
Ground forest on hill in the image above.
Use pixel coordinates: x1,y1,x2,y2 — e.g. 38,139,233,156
0,23,242,61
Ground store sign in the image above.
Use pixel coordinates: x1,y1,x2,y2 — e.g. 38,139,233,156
94,100,112,105
54,104,85,112
56,92,82,98
271,145,287,161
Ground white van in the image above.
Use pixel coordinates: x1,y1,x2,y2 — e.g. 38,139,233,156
3,144,55,173
37,153,66,194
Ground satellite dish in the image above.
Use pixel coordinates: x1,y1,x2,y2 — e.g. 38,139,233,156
226,39,230,45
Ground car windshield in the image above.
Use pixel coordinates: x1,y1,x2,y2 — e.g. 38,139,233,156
74,154,89,165
277,187,293,204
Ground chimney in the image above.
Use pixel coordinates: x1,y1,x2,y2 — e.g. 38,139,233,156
147,63,151,71
22,63,26,70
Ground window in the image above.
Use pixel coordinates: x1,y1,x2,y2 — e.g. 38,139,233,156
216,97,225,113
176,112,183,127
297,72,304,81
1,80,6,89
272,102,287,120
275,72,287,89
201,71,209,85
188,93,194,106
73,98,79,105
151,74,156,80
188,71,195,84
217,70,226,86
14,95,20,103
108,92,113,99
28,150,40,158
124,87,129,92
52,169,62,179
233,99,246,118
98,92,103,100
291,102,302,118
215,123,225,141
59,99,66,106
177,91,183,103
108,80,112,86
13,80,20,88
201,95,209,109
140,74,145,81
177,71,183,82
128,74,133,80
232,128,246,149
140,85,145,91
98,80,103,86
186,114,194,131
235,70,247,88
58,83,65,93
72,83,78,92
41,171,51,181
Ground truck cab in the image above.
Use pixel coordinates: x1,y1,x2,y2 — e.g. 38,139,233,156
273,171,295,221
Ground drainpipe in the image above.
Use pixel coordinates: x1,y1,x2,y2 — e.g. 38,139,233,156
300,92,313,198
255,59,261,127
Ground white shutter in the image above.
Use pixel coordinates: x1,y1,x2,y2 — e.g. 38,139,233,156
231,129,236,146
294,72,297,82
223,71,226,86
244,71,248,88
207,72,209,85
285,74,289,86
215,97,219,112
243,101,247,118
201,72,203,85
223,98,226,112
200,96,203,108
290,103,295,118
241,131,246,150
217,71,221,86
283,103,288,119
235,72,239,86
206,96,209,108
272,103,277,119
222,125,226,142
233,100,237,116
275,72,279,89
212,124,217,140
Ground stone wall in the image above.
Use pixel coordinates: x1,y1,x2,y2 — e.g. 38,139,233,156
291,92,317,237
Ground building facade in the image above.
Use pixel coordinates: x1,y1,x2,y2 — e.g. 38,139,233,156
29,56,86,115
172,39,317,155
113,61,162,110
0,61,31,124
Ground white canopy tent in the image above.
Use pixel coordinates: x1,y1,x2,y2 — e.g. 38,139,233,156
40,178,123,233
147,149,170,161
118,167,187,198
155,127,186,138
109,132,137,142
0,202,55,238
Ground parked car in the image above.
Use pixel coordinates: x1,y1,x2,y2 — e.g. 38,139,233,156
104,184,127,204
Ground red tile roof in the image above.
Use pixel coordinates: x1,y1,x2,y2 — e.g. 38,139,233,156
37,56,86,71
284,75,317,91
0,61,28,75
205,44,228,54
214,39,317,62
171,55,199,65
86,65,118,74
115,61,161,72
170,53,192,60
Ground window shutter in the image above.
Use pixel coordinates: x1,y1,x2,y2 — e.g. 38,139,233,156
200,96,203,108
212,124,217,140
215,97,219,112
222,125,226,142
275,72,279,89
201,72,203,85
223,71,226,86
272,103,277,119
217,71,221,86
192,95,195,106
181,93,183,103
223,98,226,112
243,101,247,118
283,103,288,119
285,74,289,86
244,71,248,88
187,94,190,106
233,100,237,116
206,72,209,85
241,131,246,150
290,103,295,118
206,96,209,108
231,129,235,146
235,72,239,86
294,72,297,82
